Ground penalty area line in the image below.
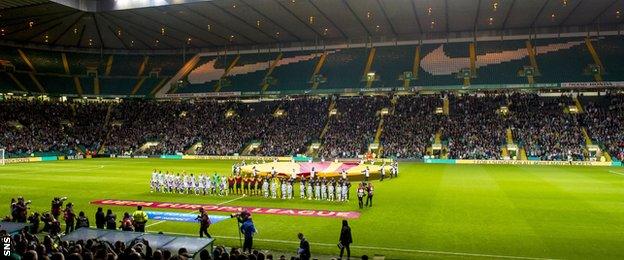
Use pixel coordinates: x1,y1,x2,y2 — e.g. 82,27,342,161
146,195,246,228
150,231,558,260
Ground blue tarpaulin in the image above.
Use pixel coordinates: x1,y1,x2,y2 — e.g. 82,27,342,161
146,211,231,224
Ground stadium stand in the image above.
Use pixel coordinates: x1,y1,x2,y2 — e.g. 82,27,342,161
320,96,389,158
582,94,624,161
382,95,442,159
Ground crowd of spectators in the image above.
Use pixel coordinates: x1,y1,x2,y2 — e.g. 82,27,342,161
0,93,608,161
3,196,361,260
444,94,506,160
253,98,328,156
508,94,585,161
319,96,389,158
381,95,442,159
582,93,624,161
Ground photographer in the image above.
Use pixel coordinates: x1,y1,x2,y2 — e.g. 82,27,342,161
28,212,40,234
234,211,256,254
51,197,67,220
15,197,30,223
197,208,212,238
63,203,76,234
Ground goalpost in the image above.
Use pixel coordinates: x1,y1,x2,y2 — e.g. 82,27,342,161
0,148,5,166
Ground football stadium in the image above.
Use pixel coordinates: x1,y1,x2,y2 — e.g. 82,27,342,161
1,0,624,259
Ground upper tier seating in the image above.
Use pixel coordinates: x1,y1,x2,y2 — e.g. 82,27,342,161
317,48,367,89
593,36,624,81
370,45,416,88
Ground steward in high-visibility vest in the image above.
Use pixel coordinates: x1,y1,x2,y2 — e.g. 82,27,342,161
132,206,148,232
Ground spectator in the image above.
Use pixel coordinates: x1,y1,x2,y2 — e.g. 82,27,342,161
95,208,105,229
75,211,90,230
105,209,116,230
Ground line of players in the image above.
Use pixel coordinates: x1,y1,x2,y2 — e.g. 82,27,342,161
150,171,230,196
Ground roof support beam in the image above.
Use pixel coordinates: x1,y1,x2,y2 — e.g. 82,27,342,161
376,0,398,38
271,0,324,40
559,0,585,26
208,2,278,43
240,0,302,42
444,0,450,35
342,0,371,37
409,0,423,35
591,0,620,23
473,0,482,36
530,0,550,29
102,12,178,48
102,13,165,49
51,12,86,45
92,13,105,49
307,0,348,39
501,0,517,30
181,4,258,44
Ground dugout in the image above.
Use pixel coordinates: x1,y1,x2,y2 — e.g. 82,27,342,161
62,228,214,259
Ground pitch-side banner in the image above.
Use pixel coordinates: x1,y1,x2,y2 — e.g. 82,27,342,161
455,159,615,166
92,199,361,219
561,81,624,88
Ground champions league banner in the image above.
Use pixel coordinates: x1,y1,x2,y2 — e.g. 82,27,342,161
146,211,230,224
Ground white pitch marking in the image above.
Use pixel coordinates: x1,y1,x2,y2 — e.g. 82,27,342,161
608,170,624,176
146,195,245,228
148,231,558,260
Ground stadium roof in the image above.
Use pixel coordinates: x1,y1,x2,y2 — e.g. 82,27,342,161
0,0,622,51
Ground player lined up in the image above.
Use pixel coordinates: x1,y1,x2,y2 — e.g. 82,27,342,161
150,171,229,196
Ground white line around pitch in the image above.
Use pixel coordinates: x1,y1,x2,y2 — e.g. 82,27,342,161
608,170,624,176
149,231,559,260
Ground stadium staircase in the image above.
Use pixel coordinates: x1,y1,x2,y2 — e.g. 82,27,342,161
465,43,476,86
442,97,450,115
17,49,46,93
241,141,261,155
363,48,377,88
370,96,397,155
573,96,584,113
185,142,203,155
519,148,528,160
97,104,115,155
502,128,514,159
313,99,336,157
156,53,201,96
215,55,241,92
261,53,283,92
310,52,328,89
6,73,28,92
584,38,604,82
526,41,540,84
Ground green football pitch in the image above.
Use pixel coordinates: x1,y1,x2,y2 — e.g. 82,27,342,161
1,158,624,259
